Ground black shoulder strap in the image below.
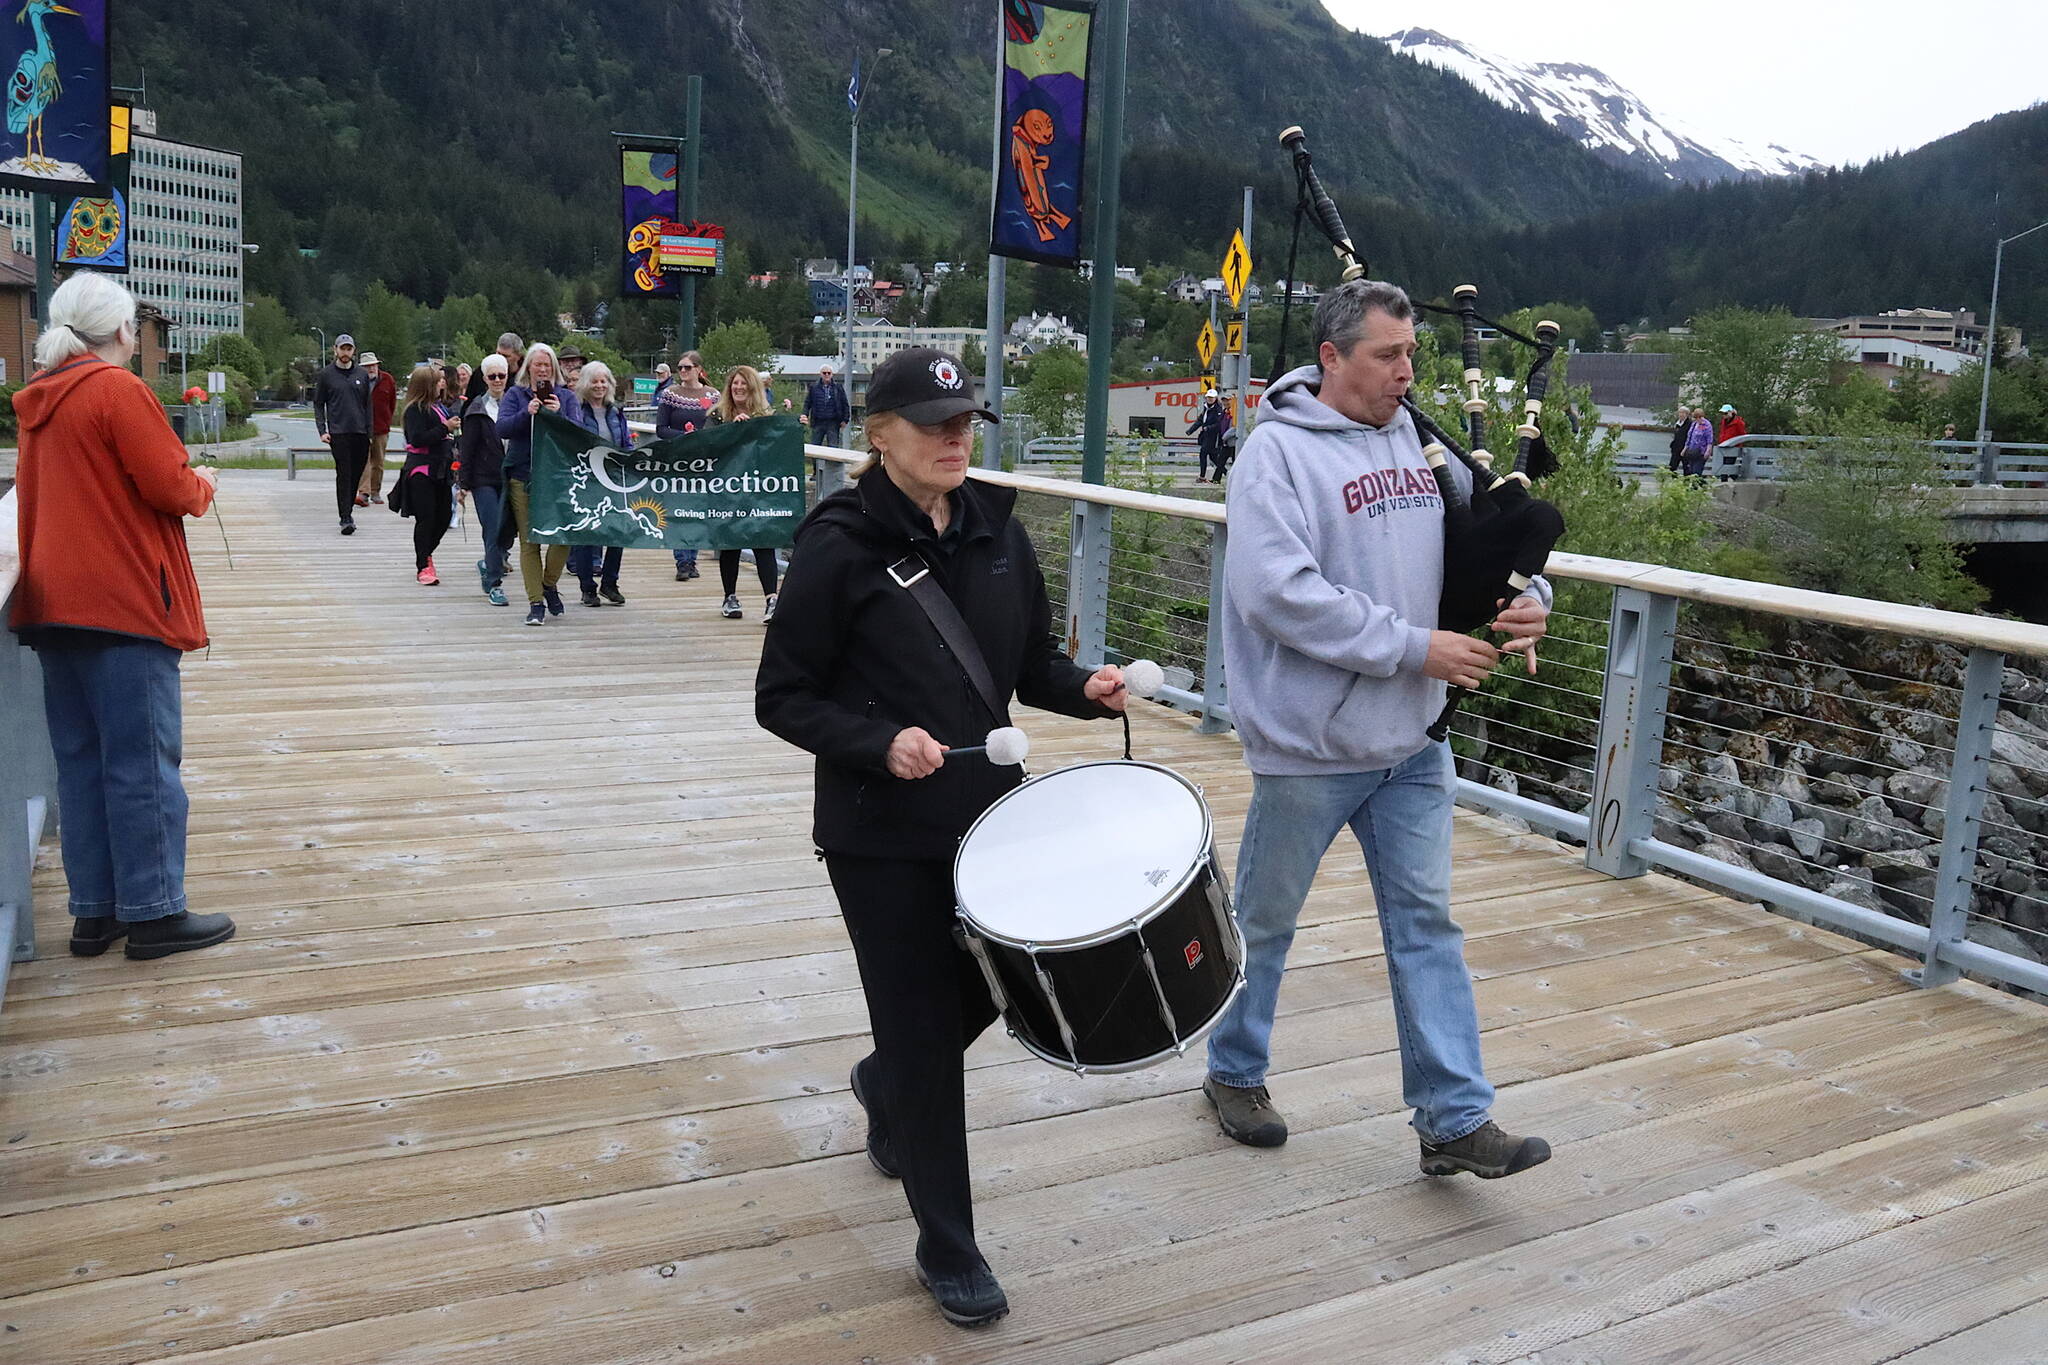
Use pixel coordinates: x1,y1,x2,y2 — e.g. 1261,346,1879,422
888,552,1007,728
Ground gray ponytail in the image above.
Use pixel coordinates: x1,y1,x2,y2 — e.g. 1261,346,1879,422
35,272,138,369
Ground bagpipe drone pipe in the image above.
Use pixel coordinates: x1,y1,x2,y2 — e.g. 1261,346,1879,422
1272,126,1567,742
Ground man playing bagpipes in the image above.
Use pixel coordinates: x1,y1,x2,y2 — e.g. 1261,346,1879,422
1201,278,1556,1180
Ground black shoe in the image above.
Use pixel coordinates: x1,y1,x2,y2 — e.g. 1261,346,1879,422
849,1061,899,1178
579,587,600,608
68,916,127,956
542,586,564,616
524,603,547,626
682,563,700,581
675,567,689,582
916,1259,1009,1329
599,584,625,606
125,911,236,960
1419,1120,1552,1179
1204,1077,1289,1148
339,518,356,536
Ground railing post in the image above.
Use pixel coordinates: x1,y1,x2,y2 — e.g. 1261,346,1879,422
1906,646,2002,988
1978,440,1999,487
1197,520,1230,733
1067,498,1111,666
1585,587,1678,878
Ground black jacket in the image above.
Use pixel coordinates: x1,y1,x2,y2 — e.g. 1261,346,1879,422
756,470,1114,859
458,393,506,490
312,362,373,437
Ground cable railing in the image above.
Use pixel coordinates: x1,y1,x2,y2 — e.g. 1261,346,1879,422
1609,433,2048,485
0,487,57,1012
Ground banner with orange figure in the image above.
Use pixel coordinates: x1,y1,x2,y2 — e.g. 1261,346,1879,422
990,0,1093,269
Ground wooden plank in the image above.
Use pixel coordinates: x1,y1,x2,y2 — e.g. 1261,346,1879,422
70,993,2046,1365
1891,1299,2048,1364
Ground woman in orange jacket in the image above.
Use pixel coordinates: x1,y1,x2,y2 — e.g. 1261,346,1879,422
7,272,237,960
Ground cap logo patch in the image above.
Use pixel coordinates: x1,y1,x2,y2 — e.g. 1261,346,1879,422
930,359,963,390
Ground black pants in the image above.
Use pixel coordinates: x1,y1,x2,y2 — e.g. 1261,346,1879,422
719,548,779,597
571,545,623,590
1199,444,1224,481
331,433,370,521
826,854,1001,1274
410,478,452,570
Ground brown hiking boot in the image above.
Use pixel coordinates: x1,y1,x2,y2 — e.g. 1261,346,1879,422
1419,1120,1551,1179
1204,1077,1288,1148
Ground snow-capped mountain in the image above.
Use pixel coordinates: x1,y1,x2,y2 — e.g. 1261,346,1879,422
1384,28,1822,183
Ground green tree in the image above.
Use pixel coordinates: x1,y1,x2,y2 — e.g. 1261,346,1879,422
959,337,986,380
244,293,300,375
698,319,776,382
205,332,268,385
1011,343,1088,437
1774,421,1987,610
1672,307,1842,434
356,282,421,370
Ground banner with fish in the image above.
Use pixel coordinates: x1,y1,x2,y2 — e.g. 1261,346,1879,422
619,139,681,298
53,101,127,271
990,0,1093,269
0,0,111,194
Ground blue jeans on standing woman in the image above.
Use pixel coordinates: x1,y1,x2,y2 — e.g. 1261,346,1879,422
1205,741,1495,1144
33,632,190,922
471,484,505,586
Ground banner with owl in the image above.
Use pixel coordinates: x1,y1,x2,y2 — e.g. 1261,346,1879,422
620,140,680,298
0,0,111,194
54,100,127,271
990,0,1093,269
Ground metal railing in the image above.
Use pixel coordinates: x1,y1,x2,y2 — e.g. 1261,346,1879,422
1612,433,2048,485
0,487,56,1011
884,447,2048,998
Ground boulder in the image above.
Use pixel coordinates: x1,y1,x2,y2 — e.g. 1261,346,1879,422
1822,874,1885,913
1990,728,2048,798
1695,841,1757,874
1789,817,1827,861
1749,842,1831,891
1885,768,1946,821
1883,738,1928,771
1964,920,2047,966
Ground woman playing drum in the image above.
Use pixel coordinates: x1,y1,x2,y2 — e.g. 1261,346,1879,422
755,347,1126,1328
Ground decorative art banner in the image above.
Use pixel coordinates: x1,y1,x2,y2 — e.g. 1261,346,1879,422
54,102,128,271
528,410,805,552
990,0,1093,269
0,0,111,194
620,141,680,298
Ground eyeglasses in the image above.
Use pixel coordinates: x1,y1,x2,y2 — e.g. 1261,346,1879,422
915,414,977,438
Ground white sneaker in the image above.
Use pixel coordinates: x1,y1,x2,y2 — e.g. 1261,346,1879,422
762,593,779,623
720,594,742,619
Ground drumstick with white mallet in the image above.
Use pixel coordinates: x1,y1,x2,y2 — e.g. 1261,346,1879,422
945,726,1031,765
1108,659,1164,759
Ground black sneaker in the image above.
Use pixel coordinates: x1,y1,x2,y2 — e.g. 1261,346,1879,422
849,1060,899,1178
674,567,689,582
915,1259,1010,1329
1419,1120,1551,1179
542,586,564,616
579,587,600,608
599,584,625,606
125,911,236,960
339,517,356,536
682,562,700,581
68,916,127,957
1204,1077,1288,1148
524,603,547,626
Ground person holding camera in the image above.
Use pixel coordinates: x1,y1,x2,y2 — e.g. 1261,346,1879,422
496,342,572,626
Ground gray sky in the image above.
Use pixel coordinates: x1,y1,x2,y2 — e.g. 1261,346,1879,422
1320,0,2044,168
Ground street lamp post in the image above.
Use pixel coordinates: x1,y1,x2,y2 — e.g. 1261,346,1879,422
1975,217,2048,481
843,47,892,428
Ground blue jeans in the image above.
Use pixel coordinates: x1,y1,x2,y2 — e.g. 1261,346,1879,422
672,545,699,570
1206,742,1494,1143
471,484,505,585
34,633,190,922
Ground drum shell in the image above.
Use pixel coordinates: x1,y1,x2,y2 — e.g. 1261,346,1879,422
967,853,1242,1072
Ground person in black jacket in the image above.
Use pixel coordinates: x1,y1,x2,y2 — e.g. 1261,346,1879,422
756,347,1127,1330
391,364,460,584
311,334,374,534
459,354,512,605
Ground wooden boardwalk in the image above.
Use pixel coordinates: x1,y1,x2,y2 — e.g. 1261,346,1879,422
4,473,2047,1365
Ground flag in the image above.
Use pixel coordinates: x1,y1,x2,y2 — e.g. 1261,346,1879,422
847,56,863,115
619,140,680,298
990,1,1094,269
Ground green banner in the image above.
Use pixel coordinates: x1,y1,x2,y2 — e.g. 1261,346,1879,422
529,409,806,550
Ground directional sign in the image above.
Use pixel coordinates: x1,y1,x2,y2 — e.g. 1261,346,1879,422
1221,230,1253,310
1225,320,1245,354
1196,319,1219,370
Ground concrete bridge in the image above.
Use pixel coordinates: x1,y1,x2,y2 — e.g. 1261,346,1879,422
3,471,2048,1362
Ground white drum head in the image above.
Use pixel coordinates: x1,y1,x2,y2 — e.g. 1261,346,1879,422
956,761,1210,945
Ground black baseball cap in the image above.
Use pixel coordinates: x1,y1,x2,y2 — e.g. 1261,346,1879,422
865,347,999,425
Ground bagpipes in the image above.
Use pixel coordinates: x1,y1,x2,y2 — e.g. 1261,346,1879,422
1272,126,1566,741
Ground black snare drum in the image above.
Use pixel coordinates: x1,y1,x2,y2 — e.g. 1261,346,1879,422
954,761,1245,1074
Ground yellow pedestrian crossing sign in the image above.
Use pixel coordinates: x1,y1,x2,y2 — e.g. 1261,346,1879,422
1196,319,1218,370
1226,320,1245,354
1221,230,1253,310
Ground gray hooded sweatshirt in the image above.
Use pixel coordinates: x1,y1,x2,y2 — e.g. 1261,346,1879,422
1221,364,1551,777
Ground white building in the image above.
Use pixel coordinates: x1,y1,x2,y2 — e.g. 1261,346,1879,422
1006,312,1087,356
844,321,987,372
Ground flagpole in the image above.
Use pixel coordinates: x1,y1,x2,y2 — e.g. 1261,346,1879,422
983,8,1007,468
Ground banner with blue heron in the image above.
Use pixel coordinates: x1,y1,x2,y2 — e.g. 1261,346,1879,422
0,0,110,194
990,0,1093,269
